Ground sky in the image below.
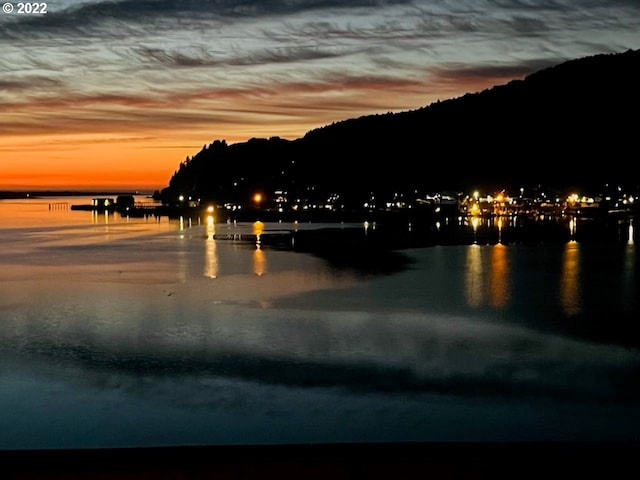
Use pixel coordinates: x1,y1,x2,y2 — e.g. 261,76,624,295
1,1,638,191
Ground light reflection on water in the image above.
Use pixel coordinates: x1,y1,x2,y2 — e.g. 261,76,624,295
0,199,639,448
560,241,581,316
463,213,636,245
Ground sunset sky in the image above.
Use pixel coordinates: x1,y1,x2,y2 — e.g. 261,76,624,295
1,1,638,191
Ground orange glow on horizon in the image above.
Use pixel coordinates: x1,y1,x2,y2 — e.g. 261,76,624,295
1,133,206,191
0,72,514,191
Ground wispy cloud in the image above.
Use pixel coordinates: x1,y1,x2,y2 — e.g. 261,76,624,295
0,0,637,187
132,44,348,68
432,57,563,84
0,76,64,92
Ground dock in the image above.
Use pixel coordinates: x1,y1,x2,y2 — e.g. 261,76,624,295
70,200,202,219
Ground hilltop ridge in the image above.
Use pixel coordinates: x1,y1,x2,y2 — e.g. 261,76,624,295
158,48,640,209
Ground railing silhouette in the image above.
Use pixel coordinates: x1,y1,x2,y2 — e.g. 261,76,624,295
48,202,69,210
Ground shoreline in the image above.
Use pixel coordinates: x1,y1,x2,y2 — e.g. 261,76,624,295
0,190,147,199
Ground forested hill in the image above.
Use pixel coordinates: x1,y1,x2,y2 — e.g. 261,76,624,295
158,48,639,206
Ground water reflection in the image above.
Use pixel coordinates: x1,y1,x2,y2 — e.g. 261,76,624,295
462,212,638,245
569,217,578,240
560,242,581,316
465,245,484,307
2,212,640,447
90,210,112,225
489,244,509,308
253,220,264,247
253,248,267,277
623,241,636,310
464,244,510,309
204,215,218,279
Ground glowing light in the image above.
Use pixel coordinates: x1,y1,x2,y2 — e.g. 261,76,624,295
254,193,262,204
207,205,214,213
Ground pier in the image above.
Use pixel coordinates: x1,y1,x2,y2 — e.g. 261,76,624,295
70,200,191,218
49,202,69,210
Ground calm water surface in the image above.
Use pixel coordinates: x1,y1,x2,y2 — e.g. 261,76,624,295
1,197,639,449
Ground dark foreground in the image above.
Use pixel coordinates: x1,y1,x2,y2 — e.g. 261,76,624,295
2,442,638,479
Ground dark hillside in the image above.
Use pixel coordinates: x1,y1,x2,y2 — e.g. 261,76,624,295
160,48,640,206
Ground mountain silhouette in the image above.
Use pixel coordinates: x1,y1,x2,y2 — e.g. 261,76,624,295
158,48,639,208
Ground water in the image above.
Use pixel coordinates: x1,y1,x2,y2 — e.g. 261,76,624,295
1,197,639,449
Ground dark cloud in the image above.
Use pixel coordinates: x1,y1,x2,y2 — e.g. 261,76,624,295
434,57,563,82
134,44,346,68
0,0,414,39
503,15,552,35
487,0,634,9
134,47,222,67
270,18,430,44
0,77,64,92
72,0,413,20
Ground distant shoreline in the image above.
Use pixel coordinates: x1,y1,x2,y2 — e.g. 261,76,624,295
0,190,150,199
